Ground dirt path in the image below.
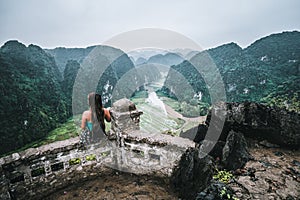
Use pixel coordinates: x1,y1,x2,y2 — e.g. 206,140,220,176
46,172,177,200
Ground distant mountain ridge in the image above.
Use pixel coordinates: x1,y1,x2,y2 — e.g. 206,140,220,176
0,30,299,155
45,46,95,74
147,52,184,66
161,31,300,112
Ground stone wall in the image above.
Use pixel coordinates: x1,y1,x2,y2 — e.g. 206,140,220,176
0,98,194,199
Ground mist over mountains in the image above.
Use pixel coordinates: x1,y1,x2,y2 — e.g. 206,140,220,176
0,30,299,155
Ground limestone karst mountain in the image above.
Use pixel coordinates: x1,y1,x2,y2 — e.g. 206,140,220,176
161,31,300,113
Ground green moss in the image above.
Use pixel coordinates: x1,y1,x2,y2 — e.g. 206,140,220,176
101,151,110,157
220,187,239,200
85,154,96,161
69,158,81,165
213,170,233,183
162,129,177,136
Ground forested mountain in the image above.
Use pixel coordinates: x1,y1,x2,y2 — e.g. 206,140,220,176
147,52,184,66
161,31,300,113
45,46,95,74
62,60,81,117
0,41,68,154
0,31,298,155
49,45,136,112
49,45,138,114
244,31,300,110
0,42,136,155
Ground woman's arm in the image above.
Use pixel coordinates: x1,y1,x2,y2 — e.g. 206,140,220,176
81,111,87,129
104,109,111,122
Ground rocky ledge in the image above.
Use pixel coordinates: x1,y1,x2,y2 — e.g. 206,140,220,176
194,101,300,148
172,102,300,200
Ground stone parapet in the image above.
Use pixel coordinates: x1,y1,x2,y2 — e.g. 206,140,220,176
0,98,194,199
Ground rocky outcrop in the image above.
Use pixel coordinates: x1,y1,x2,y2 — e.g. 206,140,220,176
228,141,300,199
197,102,300,148
172,148,214,200
196,130,251,171
177,101,300,199
222,131,251,170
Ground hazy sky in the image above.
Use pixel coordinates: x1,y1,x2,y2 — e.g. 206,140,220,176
0,0,299,50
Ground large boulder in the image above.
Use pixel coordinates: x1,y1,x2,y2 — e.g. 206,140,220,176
196,130,251,170
222,131,251,170
172,148,214,200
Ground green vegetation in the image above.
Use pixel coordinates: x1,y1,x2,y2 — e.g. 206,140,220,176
261,77,300,112
0,118,78,157
62,60,81,117
178,101,208,117
162,130,177,136
158,92,209,117
160,31,300,114
173,118,185,129
220,187,239,200
262,92,300,113
132,149,145,157
0,41,67,155
131,90,148,103
158,93,180,110
131,98,181,135
1,31,299,156
0,41,135,155
140,151,145,157
131,91,201,135
69,158,81,165
42,118,78,143
45,46,94,73
86,154,96,161
213,170,233,183
101,151,110,157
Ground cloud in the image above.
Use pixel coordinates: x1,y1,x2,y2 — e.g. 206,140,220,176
0,0,299,49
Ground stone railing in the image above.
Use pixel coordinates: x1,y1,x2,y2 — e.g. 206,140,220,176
0,98,194,199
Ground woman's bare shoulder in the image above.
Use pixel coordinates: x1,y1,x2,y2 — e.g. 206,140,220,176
82,110,91,116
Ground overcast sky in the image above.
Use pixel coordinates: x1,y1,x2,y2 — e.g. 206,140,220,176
0,0,299,50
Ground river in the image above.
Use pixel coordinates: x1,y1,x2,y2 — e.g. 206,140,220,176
146,91,167,115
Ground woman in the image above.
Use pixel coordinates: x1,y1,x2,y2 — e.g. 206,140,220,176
81,92,111,143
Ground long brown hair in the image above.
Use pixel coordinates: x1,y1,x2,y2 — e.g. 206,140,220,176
88,92,106,135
